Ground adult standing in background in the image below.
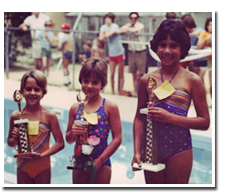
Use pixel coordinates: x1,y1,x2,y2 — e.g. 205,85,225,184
119,12,147,97
19,12,55,70
99,12,126,95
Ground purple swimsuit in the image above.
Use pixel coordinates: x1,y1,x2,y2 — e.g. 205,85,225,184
151,87,192,163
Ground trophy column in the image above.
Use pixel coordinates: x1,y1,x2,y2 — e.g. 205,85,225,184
133,77,165,172
67,92,89,170
13,90,32,157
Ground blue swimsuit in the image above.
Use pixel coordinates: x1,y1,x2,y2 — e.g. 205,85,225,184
75,98,111,167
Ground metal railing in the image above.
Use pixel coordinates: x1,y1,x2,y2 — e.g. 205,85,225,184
4,24,154,89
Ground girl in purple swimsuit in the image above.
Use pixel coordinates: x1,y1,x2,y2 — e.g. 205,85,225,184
132,19,210,184
66,58,122,184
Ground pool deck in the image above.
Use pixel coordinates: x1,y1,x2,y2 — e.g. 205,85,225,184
3,64,213,184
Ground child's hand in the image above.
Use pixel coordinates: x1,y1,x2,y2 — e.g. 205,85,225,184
94,158,102,171
71,124,88,136
19,152,41,160
147,107,172,123
12,127,19,141
131,153,142,171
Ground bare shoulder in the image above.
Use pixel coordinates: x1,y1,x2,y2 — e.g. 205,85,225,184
69,102,80,114
10,110,20,120
182,68,202,85
41,106,57,119
141,69,161,85
104,99,118,111
104,99,120,121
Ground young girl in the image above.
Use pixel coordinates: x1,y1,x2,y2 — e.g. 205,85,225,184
7,69,64,184
132,19,210,184
66,58,122,184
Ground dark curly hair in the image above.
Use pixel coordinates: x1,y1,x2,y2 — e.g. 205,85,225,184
150,19,191,60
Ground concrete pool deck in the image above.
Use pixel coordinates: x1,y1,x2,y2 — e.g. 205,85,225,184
3,64,213,184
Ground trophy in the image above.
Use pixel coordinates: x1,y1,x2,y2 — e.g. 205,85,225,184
13,90,32,157
75,92,89,143
67,91,89,170
133,76,165,172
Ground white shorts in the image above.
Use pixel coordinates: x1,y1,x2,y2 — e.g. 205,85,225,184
32,40,41,59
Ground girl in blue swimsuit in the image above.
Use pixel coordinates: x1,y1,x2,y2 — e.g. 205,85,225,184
66,58,122,184
132,19,210,184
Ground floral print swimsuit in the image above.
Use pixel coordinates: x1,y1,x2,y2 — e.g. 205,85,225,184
75,98,111,167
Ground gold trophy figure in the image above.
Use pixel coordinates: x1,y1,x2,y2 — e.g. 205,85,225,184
75,92,89,143
133,76,165,172
13,90,32,157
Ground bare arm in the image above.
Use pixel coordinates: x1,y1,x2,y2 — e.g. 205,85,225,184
104,30,116,38
19,22,28,31
147,74,210,130
132,76,148,168
99,31,106,41
7,111,19,147
94,100,122,170
196,33,212,49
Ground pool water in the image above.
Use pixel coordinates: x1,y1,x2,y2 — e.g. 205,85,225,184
4,98,212,184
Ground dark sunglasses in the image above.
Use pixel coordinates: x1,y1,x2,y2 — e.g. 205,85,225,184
130,17,138,20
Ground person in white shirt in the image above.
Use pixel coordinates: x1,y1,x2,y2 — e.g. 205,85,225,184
119,12,147,97
19,12,55,70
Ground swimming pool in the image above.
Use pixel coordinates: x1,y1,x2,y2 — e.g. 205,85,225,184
4,98,212,184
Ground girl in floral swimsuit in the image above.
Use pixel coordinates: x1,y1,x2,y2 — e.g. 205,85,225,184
66,58,122,184
132,19,210,184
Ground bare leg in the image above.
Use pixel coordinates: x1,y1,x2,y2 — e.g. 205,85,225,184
118,60,125,93
41,56,47,73
144,149,193,184
17,168,51,184
165,149,193,184
46,58,51,76
94,165,111,184
133,73,142,97
73,165,111,184
73,169,89,184
34,168,51,184
34,58,41,70
17,168,33,184
109,61,117,94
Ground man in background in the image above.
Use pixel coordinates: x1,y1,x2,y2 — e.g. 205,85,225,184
119,12,147,97
19,12,55,70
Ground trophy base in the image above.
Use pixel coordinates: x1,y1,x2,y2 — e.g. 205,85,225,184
140,108,148,115
14,118,29,124
133,162,165,172
67,165,82,170
74,120,89,125
14,152,37,158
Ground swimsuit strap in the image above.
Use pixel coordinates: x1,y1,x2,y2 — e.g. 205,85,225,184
161,66,180,83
